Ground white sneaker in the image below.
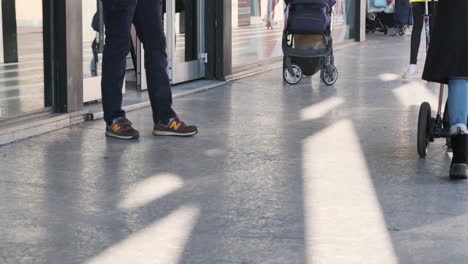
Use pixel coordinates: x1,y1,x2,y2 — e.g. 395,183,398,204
403,64,419,79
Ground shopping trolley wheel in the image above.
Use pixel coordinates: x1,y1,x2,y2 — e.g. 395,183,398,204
283,64,303,85
417,102,432,158
398,27,406,36
389,27,397,36
321,65,338,86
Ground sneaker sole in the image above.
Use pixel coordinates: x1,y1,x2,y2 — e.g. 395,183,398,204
152,130,198,137
105,132,140,140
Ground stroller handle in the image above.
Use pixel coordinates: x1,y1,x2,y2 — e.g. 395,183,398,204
289,0,332,9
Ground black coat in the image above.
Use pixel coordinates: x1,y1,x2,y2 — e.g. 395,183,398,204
422,0,468,84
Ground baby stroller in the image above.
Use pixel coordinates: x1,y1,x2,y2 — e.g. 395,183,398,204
366,0,410,36
366,12,396,35
282,0,338,85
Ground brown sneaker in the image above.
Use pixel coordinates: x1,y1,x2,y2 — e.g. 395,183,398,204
105,117,140,140
153,117,198,136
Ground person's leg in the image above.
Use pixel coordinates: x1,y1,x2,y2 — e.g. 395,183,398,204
448,79,468,133
101,0,136,125
410,2,424,65
403,3,424,78
101,0,140,140
133,0,176,124
133,0,197,136
448,79,468,179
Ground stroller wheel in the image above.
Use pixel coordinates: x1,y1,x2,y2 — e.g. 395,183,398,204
321,65,338,86
398,27,406,36
389,27,397,36
283,64,303,85
417,102,432,158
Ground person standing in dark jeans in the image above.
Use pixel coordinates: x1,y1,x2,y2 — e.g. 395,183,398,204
403,0,436,79
423,0,468,178
102,0,198,139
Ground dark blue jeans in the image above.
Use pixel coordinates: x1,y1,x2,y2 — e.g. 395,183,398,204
102,0,176,125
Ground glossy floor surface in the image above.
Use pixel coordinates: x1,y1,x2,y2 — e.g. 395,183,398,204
1,35,465,264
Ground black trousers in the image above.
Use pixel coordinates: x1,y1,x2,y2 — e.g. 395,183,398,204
101,0,176,125
410,2,436,65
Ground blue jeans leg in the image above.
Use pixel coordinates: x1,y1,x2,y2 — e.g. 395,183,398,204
101,0,137,125
448,79,468,134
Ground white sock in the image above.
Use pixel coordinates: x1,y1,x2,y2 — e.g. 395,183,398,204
450,124,468,135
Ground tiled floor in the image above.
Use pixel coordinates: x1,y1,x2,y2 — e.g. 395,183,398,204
2,34,461,264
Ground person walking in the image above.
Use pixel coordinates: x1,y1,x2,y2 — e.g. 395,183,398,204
403,0,436,79
265,0,280,29
422,0,468,178
102,0,198,140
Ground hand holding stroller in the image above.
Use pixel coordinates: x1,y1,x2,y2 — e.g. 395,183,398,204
282,0,338,85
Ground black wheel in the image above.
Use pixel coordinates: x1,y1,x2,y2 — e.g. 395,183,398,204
398,27,405,36
383,28,388,35
283,64,303,85
371,29,375,33
389,27,397,36
417,102,432,158
321,65,338,86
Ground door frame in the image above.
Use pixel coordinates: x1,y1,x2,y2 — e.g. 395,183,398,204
166,0,205,84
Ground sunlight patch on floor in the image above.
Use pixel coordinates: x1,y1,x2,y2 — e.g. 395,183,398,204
379,73,401,82
119,173,184,210
301,97,345,121
85,205,200,264
302,119,398,264
393,81,438,108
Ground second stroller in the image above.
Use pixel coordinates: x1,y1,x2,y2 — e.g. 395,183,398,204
282,0,338,85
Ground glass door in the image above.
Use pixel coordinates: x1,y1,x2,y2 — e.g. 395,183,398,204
164,0,205,84
0,0,45,119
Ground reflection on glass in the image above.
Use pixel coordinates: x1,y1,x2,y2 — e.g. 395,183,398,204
231,0,357,68
332,0,356,42
83,0,104,79
231,0,285,68
163,0,199,63
83,0,137,97
0,0,44,119
175,0,198,63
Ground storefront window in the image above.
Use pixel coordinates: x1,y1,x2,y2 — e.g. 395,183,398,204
0,0,44,119
332,0,357,42
83,0,104,80
231,0,357,69
231,0,285,68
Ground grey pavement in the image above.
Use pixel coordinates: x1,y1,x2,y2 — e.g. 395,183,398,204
2,34,468,264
